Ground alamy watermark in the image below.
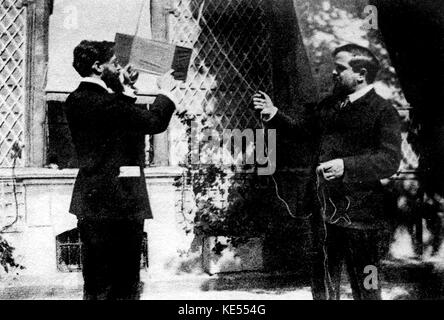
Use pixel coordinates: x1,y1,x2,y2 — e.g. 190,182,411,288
63,4,79,30
189,121,276,176
363,264,379,290
363,5,378,30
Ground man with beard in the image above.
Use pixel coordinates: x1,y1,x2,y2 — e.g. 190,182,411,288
65,40,178,300
253,43,402,299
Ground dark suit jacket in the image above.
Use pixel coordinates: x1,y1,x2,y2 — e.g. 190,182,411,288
268,89,402,229
64,82,175,220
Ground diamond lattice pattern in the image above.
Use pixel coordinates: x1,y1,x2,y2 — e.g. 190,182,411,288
169,0,273,132
0,0,26,167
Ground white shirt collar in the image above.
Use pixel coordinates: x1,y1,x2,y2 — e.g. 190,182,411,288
348,84,374,103
81,77,112,93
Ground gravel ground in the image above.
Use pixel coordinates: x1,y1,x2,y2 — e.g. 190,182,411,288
1,259,442,300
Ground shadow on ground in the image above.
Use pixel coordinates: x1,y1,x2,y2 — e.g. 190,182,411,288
200,271,312,296
199,259,444,300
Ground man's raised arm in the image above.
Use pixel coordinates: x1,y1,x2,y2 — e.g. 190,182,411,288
106,69,180,135
252,91,317,137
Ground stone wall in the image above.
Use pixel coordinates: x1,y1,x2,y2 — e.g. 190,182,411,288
0,167,187,277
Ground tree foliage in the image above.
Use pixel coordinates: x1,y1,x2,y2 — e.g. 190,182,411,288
0,235,24,274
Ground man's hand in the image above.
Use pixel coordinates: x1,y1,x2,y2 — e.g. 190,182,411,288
253,91,278,121
317,159,344,181
157,69,178,92
120,64,139,88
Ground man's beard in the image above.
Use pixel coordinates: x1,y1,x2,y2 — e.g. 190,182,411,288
101,68,123,94
332,79,354,99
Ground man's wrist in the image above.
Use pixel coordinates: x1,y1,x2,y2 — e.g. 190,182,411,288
262,106,278,122
339,158,345,177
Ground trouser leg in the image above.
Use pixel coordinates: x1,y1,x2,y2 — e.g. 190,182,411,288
310,217,344,300
78,219,114,300
310,206,328,300
325,224,344,300
78,218,144,300
343,228,382,300
110,219,144,300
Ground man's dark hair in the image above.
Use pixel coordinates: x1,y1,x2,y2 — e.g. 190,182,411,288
333,43,380,83
72,40,115,77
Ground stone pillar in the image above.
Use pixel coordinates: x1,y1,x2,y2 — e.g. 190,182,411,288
25,0,51,167
150,0,170,166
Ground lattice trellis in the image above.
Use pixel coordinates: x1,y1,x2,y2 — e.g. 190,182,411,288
167,0,274,165
169,0,273,131
0,0,26,167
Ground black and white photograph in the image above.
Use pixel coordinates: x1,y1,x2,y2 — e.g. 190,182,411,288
0,0,443,303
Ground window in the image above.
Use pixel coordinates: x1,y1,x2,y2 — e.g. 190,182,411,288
56,228,82,272
46,101,77,168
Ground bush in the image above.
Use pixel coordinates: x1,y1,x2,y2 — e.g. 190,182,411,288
0,235,24,274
